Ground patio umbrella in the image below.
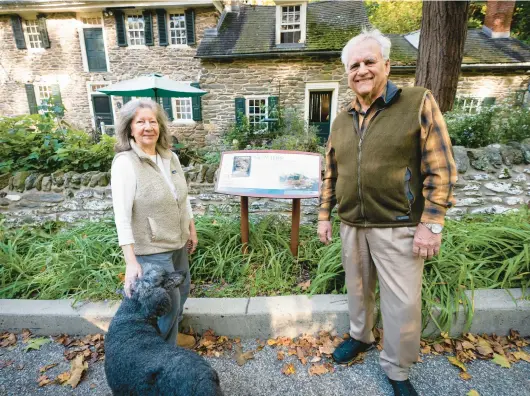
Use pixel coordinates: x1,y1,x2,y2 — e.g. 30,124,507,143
97,73,207,101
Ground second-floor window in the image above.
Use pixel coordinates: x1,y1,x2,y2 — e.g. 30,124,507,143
280,5,301,44
24,20,43,49
169,13,187,45
127,14,145,46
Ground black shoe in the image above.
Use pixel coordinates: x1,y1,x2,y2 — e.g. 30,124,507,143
331,337,373,364
388,378,418,396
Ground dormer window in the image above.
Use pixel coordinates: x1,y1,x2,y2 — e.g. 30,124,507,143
275,3,307,45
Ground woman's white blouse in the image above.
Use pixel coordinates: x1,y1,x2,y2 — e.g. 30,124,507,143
111,152,193,247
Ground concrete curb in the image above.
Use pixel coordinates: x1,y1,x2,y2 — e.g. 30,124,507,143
1,288,528,337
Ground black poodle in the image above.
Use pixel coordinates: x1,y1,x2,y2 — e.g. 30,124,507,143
105,265,223,396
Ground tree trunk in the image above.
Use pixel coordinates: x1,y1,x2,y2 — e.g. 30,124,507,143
415,1,470,112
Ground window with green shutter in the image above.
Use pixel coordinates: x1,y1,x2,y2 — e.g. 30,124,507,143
267,96,279,130
143,10,154,46
25,84,38,114
36,15,50,48
235,98,246,126
158,97,174,121
114,10,127,47
184,9,195,45
156,9,168,46
11,15,26,49
191,82,202,121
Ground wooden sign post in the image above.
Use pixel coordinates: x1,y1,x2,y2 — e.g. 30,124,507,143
216,150,321,257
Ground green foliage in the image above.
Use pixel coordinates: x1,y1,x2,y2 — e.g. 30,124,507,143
467,1,486,28
0,113,115,174
512,1,530,45
445,102,530,148
365,0,423,34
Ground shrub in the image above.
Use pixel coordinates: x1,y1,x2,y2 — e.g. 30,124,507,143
0,113,115,174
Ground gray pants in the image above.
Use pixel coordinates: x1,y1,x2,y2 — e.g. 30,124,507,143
136,248,190,345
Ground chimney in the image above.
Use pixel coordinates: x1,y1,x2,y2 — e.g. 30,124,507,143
482,0,516,38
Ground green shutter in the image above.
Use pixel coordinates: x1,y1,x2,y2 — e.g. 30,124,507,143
51,84,64,115
143,10,154,46
482,97,496,106
156,9,168,46
268,96,279,130
159,97,173,121
123,96,131,104
185,9,195,45
235,97,246,126
11,15,26,49
25,84,38,114
115,10,127,47
36,14,50,48
191,82,202,121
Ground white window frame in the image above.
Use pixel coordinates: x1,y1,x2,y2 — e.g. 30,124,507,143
167,10,188,47
275,2,307,45
126,12,146,48
33,83,54,114
173,97,194,122
23,19,44,51
87,81,114,129
304,81,340,127
77,13,111,73
456,96,484,114
246,96,269,131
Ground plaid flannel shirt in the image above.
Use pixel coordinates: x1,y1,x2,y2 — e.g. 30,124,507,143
319,87,457,226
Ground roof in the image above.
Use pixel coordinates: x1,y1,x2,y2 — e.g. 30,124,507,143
197,2,530,68
196,1,369,58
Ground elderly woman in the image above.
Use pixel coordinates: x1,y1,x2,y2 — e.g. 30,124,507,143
111,99,197,347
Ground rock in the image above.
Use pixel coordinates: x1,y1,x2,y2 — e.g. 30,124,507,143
52,187,64,193
513,174,527,183
8,176,13,191
463,173,490,181
187,171,199,182
446,207,467,217
505,197,524,206
0,198,10,207
196,165,206,183
490,197,503,203
51,170,65,187
6,194,22,202
63,171,74,188
500,144,524,166
462,183,480,191
89,174,101,187
205,166,217,183
12,171,31,192
34,174,45,191
83,200,113,211
452,146,469,174
75,189,94,199
24,193,65,203
70,173,82,188
65,189,74,198
455,198,484,207
81,172,96,186
214,168,221,185
484,182,523,195
24,173,39,190
58,212,90,223
497,167,511,179
485,145,503,169
105,188,112,199
98,173,109,187
470,205,513,215
0,173,10,190
467,149,492,172
61,200,82,210
521,142,530,164
41,176,52,192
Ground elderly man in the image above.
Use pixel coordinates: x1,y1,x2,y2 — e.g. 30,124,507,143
318,29,457,396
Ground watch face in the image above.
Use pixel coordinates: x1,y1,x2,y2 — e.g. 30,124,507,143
431,224,443,233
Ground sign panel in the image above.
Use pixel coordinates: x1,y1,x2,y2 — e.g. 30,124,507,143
215,150,321,198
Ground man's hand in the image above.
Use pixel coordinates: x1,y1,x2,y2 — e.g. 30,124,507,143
413,223,442,260
317,220,333,245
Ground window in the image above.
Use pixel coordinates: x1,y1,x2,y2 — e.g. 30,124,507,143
247,98,268,130
455,96,495,114
280,6,301,44
82,17,101,26
173,97,193,121
127,14,145,46
24,20,42,49
168,13,187,45
36,85,52,105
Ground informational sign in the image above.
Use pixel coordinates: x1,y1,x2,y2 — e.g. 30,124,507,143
215,150,321,198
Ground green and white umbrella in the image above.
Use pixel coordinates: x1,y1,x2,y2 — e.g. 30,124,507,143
98,73,207,101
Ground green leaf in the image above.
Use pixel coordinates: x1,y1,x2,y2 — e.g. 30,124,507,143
24,337,51,352
467,391,480,396
492,353,511,368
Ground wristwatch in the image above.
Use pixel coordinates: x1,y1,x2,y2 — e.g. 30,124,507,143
422,223,443,234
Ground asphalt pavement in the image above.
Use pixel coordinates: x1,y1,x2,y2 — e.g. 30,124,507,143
0,335,529,396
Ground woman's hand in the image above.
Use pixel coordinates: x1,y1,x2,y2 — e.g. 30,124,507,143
187,220,198,254
121,244,143,297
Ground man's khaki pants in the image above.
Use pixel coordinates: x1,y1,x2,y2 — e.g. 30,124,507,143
340,223,424,381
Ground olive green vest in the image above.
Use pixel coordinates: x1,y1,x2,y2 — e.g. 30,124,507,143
114,141,190,255
331,87,428,227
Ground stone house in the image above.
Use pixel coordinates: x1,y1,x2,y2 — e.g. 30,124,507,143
0,0,529,146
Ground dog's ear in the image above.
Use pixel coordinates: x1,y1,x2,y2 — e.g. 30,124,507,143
163,271,187,290
140,287,172,318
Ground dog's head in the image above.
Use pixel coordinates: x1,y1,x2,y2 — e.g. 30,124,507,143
130,264,186,319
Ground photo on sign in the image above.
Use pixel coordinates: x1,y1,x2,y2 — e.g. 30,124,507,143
232,156,251,177
279,172,319,191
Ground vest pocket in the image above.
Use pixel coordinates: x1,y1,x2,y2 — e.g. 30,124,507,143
147,217,158,242
404,167,415,213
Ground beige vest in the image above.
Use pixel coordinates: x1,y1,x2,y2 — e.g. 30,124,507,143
114,140,190,255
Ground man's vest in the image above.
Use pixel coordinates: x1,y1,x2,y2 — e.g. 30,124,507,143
330,86,428,227
114,141,190,255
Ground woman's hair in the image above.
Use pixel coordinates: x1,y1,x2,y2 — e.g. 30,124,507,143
114,98,171,153
341,28,392,73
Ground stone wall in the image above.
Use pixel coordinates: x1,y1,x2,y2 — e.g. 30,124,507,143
2,142,529,227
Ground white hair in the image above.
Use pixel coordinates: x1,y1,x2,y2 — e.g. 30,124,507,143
341,28,392,72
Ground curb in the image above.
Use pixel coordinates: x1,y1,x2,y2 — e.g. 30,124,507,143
1,289,528,337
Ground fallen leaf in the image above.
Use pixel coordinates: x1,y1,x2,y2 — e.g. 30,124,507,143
308,364,329,376
267,339,277,347
0,333,17,348
56,371,71,384
21,329,32,342
24,337,50,352
459,372,472,381
39,363,58,373
297,280,311,291
461,341,475,350
420,345,431,354
66,354,88,388
288,348,297,356
513,350,530,363
467,390,480,396
37,375,52,387
310,356,322,363
447,356,467,372
234,344,254,366
476,338,493,356
117,273,125,282
492,353,511,369
465,333,477,343
0,360,14,369
281,363,296,376
296,347,307,365
277,351,285,361
433,343,444,354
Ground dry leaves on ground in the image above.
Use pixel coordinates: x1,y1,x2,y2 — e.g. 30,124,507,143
281,363,296,376
234,344,255,366
0,332,17,348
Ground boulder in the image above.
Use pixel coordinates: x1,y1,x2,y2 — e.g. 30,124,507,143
205,166,217,183
41,176,52,192
51,170,65,187
452,146,469,174
485,145,503,169
24,193,65,203
0,173,10,190
34,174,45,191
12,171,31,192
467,149,492,172
24,173,39,190
500,144,524,166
